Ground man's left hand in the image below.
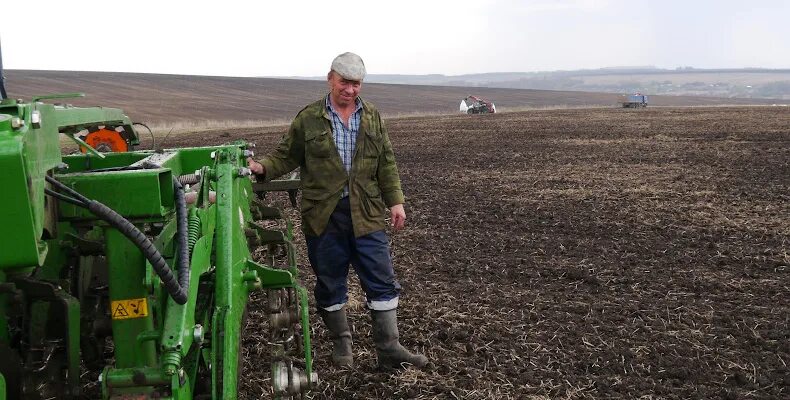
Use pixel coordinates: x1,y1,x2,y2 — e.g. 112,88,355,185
390,204,406,231
247,158,265,175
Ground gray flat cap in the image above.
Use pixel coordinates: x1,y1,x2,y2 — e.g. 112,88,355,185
331,52,366,81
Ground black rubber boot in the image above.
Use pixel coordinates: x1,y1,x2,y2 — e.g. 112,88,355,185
370,309,428,369
319,308,353,367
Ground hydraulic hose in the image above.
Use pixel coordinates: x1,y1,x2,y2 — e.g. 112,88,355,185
173,177,190,302
45,175,191,304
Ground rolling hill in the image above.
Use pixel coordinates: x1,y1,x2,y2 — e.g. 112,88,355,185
354,68,790,100
3,70,779,124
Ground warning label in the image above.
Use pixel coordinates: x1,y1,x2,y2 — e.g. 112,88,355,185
111,298,149,320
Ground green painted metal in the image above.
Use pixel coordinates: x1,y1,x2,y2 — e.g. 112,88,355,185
53,102,131,130
102,366,169,388
212,148,247,399
53,99,140,148
30,93,85,102
64,293,82,395
0,95,315,399
0,101,61,269
62,151,148,172
299,286,314,381
56,168,175,219
0,136,41,267
106,228,157,369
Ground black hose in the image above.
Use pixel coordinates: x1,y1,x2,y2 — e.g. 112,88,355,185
133,122,156,151
46,176,91,205
46,175,191,305
172,177,190,302
86,199,188,304
44,188,86,207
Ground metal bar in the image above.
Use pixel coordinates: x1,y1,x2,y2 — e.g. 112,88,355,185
104,367,169,388
213,149,242,399
66,134,106,159
298,286,314,382
105,228,156,368
30,93,85,103
63,295,81,394
252,178,301,193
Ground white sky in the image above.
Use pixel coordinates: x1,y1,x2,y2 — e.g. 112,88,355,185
2,0,789,77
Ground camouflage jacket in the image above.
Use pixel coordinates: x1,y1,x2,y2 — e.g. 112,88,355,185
259,96,404,237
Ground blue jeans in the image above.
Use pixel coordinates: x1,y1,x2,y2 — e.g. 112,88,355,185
306,197,401,311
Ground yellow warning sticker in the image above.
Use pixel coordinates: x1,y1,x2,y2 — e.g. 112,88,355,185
111,298,149,320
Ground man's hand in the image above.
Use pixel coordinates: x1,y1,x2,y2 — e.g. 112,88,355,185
390,203,406,231
247,158,265,175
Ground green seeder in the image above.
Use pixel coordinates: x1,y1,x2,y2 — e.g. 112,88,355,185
0,86,315,397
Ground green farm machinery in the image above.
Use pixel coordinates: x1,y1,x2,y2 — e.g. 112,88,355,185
0,52,315,398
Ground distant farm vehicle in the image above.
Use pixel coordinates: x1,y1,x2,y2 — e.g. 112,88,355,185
621,93,648,108
460,95,496,114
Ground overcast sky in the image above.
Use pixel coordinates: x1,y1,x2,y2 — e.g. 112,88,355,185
2,0,789,77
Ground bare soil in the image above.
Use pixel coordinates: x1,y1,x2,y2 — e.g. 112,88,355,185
170,106,789,399
5,70,778,124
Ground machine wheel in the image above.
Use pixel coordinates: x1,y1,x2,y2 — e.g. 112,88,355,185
79,128,130,153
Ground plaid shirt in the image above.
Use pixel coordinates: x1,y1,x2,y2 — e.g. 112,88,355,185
326,96,363,198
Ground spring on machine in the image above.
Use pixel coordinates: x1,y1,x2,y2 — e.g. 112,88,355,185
177,173,200,186
187,208,201,255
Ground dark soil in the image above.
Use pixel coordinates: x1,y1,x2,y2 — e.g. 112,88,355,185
168,106,790,399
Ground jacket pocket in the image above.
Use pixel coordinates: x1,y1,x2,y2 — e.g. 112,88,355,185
361,182,385,217
301,188,333,214
305,130,332,158
363,131,383,159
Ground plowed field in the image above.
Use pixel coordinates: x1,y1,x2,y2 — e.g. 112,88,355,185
6,70,778,124
168,106,790,399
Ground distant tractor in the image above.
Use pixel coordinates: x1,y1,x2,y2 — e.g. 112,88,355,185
621,93,648,108
460,95,496,114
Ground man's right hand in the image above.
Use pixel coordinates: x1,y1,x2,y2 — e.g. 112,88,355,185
247,158,265,175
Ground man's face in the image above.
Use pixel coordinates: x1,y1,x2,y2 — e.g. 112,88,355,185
328,71,362,108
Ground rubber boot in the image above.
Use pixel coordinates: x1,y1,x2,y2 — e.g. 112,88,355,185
319,308,353,367
370,309,428,369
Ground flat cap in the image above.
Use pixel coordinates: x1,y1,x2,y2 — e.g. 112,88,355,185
331,52,366,81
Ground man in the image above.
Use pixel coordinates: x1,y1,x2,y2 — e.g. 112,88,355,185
247,52,427,370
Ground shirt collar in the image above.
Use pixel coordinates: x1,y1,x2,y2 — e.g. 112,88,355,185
326,95,363,115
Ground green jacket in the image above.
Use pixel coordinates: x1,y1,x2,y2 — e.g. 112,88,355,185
260,96,405,238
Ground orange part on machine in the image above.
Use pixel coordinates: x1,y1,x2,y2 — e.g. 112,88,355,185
80,128,129,153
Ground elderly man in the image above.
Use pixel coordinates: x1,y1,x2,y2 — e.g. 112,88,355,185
248,52,427,370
